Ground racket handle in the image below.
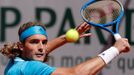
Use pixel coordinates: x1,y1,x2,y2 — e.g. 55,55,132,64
114,33,121,41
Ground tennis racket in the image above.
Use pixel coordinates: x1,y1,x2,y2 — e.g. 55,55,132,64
80,0,124,41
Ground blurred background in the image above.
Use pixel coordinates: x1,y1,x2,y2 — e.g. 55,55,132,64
0,0,134,75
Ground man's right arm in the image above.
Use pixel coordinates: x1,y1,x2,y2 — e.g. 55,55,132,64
51,38,130,75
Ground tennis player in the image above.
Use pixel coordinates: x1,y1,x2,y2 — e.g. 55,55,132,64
0,21,130,75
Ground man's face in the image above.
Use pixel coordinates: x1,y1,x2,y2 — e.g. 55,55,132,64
22,34,48,62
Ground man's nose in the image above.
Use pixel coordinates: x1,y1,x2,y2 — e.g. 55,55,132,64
38,43,44,52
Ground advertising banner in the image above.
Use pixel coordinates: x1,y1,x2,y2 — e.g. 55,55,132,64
0,0,134,75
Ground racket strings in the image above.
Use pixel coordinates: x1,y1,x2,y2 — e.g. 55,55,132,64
83,0,122,24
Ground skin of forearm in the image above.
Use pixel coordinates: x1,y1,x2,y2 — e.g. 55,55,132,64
46,35,67,53
51,57,105,75
74,57,105,75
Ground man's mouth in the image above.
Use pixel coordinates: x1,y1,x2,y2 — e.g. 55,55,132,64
35,53,44,57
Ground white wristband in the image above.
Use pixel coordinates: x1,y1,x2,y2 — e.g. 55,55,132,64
98,47,119,64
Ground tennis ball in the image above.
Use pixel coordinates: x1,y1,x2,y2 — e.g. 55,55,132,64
66,29,79,42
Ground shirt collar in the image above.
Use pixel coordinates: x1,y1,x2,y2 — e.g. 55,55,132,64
14,57,25,62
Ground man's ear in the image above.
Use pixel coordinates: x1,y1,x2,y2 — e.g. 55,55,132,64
17,42,24,51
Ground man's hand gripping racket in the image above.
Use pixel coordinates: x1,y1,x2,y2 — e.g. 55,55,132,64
80,0,124,41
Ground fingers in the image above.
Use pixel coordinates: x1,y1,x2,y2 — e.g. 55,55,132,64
76,22,91,35
123,38,130,52
76,22,87,29
121,38,130,51
80,33,92,38
114,38,130,53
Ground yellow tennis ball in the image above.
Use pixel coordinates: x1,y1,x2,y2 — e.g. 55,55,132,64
66,29,79,42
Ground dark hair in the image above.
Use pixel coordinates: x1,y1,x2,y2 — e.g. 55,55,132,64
0,42,21,58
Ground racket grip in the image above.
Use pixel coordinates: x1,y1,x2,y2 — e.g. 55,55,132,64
114,33,121,41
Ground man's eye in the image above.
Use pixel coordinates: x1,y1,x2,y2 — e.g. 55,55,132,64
30,40,39,44
42,40,47,44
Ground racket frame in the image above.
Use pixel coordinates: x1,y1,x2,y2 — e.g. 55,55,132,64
80,0,124,40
